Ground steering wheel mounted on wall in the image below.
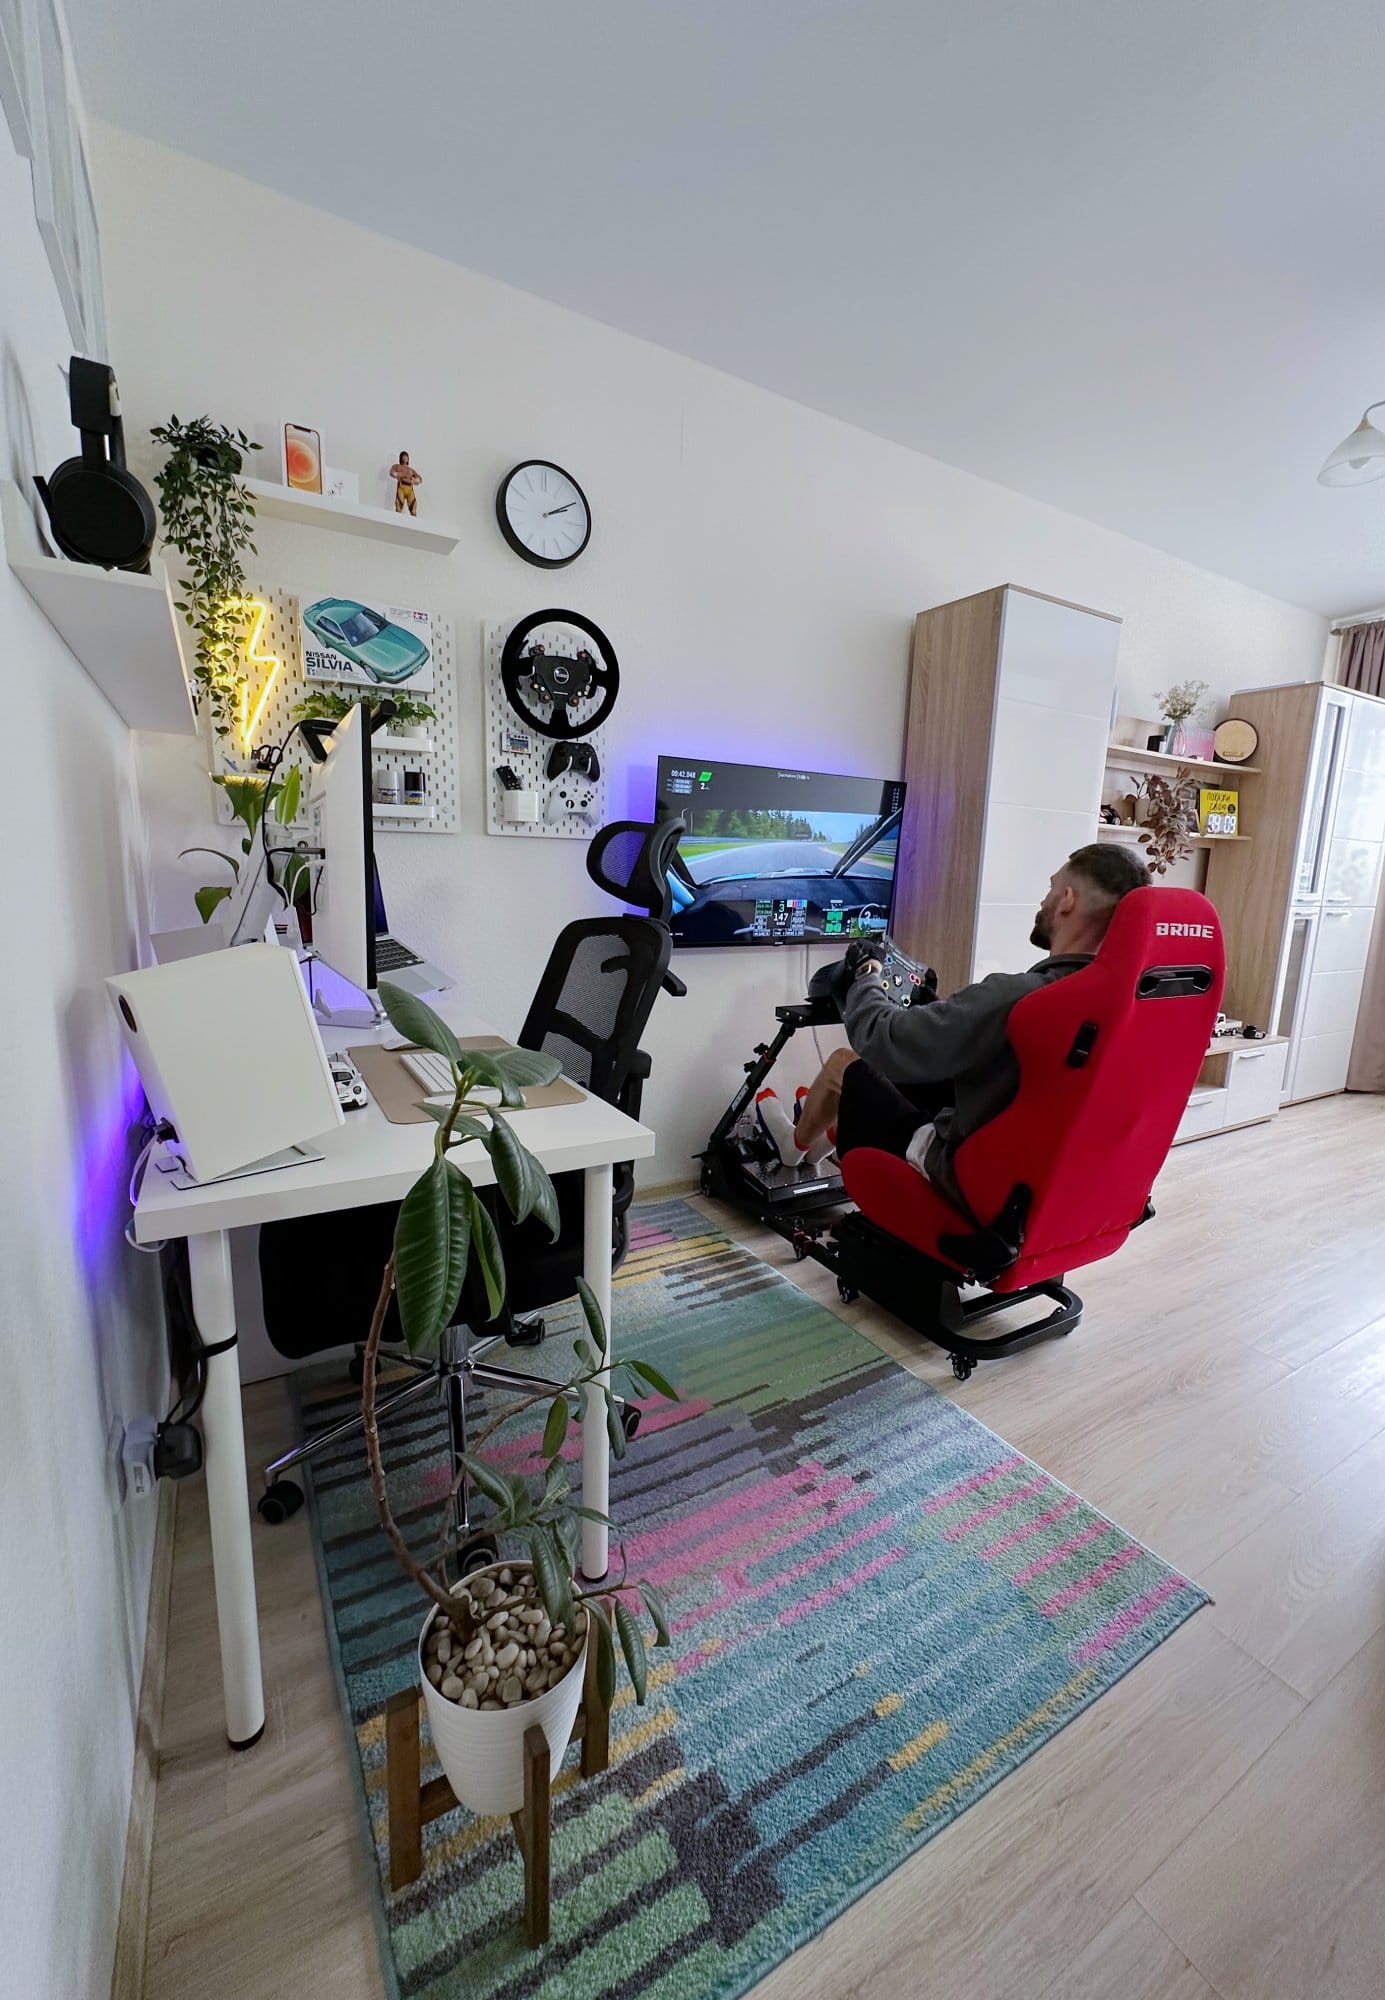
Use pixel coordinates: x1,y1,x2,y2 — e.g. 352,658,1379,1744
500,609,620,740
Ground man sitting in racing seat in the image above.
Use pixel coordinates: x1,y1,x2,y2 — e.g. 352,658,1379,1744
755,843,1151,1213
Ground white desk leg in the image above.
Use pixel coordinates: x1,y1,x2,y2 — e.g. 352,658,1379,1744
580,1162,613,1582
187,1230,265,1749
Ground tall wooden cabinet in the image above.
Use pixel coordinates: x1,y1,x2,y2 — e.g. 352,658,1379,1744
1205,681,1385,1102
892,585,1123,992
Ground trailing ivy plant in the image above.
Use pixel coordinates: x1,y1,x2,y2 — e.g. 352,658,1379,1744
180,766,308,924
359,980,677,1701
151,416,261,738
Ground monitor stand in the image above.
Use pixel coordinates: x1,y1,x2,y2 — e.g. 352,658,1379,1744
303,951,387,1030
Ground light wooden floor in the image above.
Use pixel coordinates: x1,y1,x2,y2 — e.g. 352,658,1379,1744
141,1094,1385,2000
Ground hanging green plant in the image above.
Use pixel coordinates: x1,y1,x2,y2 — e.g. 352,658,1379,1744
151,416,261,738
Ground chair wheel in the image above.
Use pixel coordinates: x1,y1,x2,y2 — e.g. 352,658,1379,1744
257,1479,305,1525
950,1355,975,1382
461,1534,499,1574
506,1314,546,1349
837,1279,860,1304
621,1403,642,1443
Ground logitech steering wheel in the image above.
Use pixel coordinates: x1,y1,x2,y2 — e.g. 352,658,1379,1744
501,609,620,740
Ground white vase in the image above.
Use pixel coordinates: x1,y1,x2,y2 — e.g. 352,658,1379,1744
417,1570,589,1816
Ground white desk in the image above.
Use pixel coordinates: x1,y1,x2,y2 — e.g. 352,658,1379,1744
132,1006,655,1749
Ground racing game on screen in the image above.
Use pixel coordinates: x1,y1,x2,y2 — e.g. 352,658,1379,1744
656,757,906,946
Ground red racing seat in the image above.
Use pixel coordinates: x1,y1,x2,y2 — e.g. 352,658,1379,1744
826,887,1225,1377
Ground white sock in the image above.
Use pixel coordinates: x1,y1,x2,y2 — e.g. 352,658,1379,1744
793,1087,836,1166
754,1088,801,1168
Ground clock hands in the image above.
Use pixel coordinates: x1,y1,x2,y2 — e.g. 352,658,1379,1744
543,501,576,517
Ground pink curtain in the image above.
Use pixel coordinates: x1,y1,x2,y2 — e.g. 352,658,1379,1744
1339,621,1385,696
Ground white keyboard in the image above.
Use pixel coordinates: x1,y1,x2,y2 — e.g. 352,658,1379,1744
400,1048,500,1105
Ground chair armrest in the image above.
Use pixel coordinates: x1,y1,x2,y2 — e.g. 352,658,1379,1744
661,970,688,998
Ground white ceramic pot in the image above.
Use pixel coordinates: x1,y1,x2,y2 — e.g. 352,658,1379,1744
418,1568,588,1816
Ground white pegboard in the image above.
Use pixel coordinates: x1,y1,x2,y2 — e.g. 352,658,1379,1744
207,587,459,836
483,617,612,838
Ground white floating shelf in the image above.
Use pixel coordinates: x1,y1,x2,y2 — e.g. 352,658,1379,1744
373,803,436,821
244,479,460,554
1097,822,1251,847
372,734,434,754
1,481,198,735
1105,742,1261,776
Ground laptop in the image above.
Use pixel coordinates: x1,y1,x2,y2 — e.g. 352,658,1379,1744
371,858,453,995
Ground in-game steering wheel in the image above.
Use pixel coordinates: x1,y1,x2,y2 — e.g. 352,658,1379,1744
501,609,620,740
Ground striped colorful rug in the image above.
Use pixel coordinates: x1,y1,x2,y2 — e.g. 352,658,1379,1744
298,1198,1206,2000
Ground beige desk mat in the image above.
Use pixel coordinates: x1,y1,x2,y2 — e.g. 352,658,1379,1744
349,1037,586,1126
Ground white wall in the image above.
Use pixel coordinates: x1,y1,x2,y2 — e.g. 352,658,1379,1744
95,127,1327,1216
0,123,167,2000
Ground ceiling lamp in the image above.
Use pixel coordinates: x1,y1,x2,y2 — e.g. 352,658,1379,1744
1318,402,1385,486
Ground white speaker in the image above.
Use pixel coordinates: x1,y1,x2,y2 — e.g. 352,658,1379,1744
107,944,343,1183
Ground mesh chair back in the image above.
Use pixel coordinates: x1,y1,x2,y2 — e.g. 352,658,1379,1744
586,817,686,921
517,915,671,1107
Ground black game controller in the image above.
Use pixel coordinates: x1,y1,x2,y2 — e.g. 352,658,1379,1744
545,741,601,784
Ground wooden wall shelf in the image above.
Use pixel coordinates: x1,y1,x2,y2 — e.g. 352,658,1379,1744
243,479,460,554
1105,743,1261,776
1097,823,1251,849
1,479,197,735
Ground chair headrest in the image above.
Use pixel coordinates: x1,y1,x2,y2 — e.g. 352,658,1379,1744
1087,885,1224,986
586,816,686,920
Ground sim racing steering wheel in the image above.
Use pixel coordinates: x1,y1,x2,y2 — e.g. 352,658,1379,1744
501,609,620,740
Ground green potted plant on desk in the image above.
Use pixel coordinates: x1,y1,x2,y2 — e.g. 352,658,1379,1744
358,981,676,1815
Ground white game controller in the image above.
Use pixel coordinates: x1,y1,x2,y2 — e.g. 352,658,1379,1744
544,785,598,828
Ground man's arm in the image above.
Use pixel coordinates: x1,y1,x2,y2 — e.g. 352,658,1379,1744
842,969,1035,1086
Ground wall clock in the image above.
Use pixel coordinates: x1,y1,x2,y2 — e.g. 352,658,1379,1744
495,460,591,569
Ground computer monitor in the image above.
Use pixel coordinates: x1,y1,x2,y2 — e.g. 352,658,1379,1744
311,701,376,993
655,755,906,946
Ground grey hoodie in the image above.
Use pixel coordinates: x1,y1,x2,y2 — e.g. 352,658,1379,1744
841,953,1092,1211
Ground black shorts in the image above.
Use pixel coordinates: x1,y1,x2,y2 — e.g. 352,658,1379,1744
836,1060,953,1160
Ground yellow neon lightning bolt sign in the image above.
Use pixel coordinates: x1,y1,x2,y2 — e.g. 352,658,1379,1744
237,601,282,753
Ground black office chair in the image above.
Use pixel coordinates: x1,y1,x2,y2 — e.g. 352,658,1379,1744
255,815,687,1543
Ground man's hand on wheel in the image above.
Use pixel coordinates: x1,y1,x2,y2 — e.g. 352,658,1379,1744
843,938,884,981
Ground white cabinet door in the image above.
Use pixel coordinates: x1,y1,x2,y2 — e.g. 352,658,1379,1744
1302,964,1368,1040
1313,901,1375,975
1290,1032,1354,1101
1295,692,1350,901
1322,836,1384,907
1224,1043,1289,1124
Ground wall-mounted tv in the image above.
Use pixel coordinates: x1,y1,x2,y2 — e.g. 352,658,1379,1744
655,756,906,947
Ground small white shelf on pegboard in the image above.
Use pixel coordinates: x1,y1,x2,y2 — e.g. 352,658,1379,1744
482,617,611,838
373,803,436,821
373,734,434,754
243,479,460,554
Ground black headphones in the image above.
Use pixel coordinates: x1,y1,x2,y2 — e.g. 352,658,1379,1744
34,358,156,573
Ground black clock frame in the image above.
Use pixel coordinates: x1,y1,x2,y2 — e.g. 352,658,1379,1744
495,459,592,569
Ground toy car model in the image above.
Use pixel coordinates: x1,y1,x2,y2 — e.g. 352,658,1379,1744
302,598,430,684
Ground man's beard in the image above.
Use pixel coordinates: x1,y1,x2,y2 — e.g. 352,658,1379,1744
1030,910,1052,950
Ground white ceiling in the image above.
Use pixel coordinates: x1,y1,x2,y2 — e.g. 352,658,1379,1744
67,0,1385,613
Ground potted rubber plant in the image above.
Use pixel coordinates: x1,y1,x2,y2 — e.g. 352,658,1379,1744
359,981,676,1814
151,416,261,738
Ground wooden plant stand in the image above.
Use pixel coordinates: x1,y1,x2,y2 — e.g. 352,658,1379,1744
384,1641,610,1946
